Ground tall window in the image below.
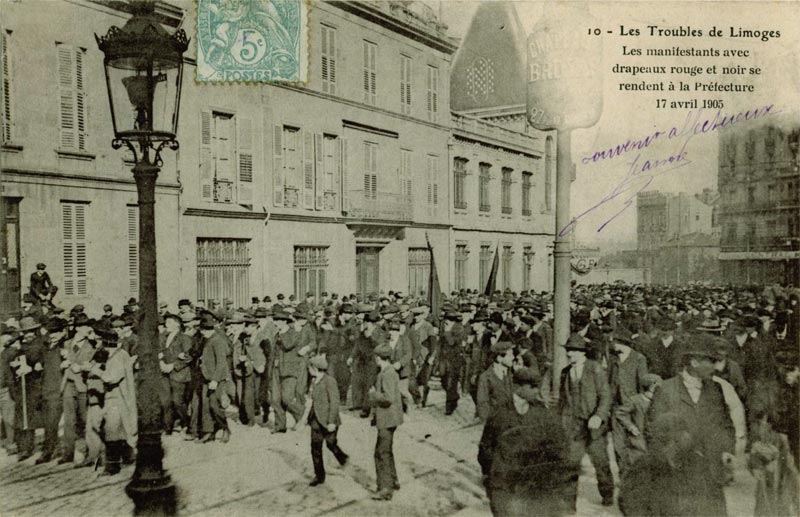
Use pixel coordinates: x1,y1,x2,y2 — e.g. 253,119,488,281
479,163,491,212
408,248,431,297
523,246,533,291
545,136,553,211
196,238,251,308
363,142,378,199
455,243,468,290
501,168,512,214
57,44,87,151
2,30,12,143
294,246,328,300
61,202,88,296
127,205,138,297
426,154,439,212
454,157,467,209
317,134,340,210
362,40,377,105
426,65,439,122
320,24,337,94
400,149,413,198
501,246,513,290
479,244,492,290
400,55,412,115
522,172,532,215
200,111,253,205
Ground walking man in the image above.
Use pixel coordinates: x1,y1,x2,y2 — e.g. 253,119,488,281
369,343,403,501
308,355,348,486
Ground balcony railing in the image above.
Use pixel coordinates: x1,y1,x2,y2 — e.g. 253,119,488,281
451,113,537,150
454,200,467,210
502,206,512,214
345,190,413,221
479,203,491,212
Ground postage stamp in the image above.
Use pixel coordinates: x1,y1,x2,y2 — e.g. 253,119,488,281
196,0,307,83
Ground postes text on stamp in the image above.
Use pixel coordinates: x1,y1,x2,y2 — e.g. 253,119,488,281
197,0,307,83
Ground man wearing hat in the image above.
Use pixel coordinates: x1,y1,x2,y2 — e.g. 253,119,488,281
330,304,357,405
643,317,687,380
58,313,96,463
232,315,266,426
36,318,68,464
271,310,307,433
10,317,46,461
369,343,403,501
1,323,20,454
729,314,780,422
645,339,735,516
350,311,385,418
251,307,276,427
197,314,233,443
440,309,467,415
613,373,662,475
558,333,614,508
160,313,194,434
608,328,649,471
307,355,348,486
29,262,54,305
476,341,515,422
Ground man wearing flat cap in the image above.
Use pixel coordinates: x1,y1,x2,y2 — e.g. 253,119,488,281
476,341,515,422
350,311,385,418
728,314,780,422
558,333,614,508
368,343,403,501
10,317,46,461
29,263,54,306
645,339,735,516
307,355,348,486
440,309,466,415
159,313,194,434
271,310,307,433
644,317,687,380
59,313,96,464
37,318,68,464
195,314,232,443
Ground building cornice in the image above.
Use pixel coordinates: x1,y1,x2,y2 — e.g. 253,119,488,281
328,1,458,55
183,208,268,220
452,226,553,237
2,168,180,193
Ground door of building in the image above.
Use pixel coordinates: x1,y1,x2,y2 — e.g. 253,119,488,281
356,247,380,298
1,198,21,318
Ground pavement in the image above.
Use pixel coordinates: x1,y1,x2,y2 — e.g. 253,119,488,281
0,385,757,517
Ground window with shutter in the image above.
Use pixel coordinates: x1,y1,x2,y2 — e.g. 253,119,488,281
237,117,253,205
426,65,438,122
340,137,349,213
479,162,491,212
363,41,377,105
57,44,87,151
62,202,88,296
273,124,284,206
502,168,512,214
2,30,12,143
522,171,532,216
427,154,439,213
302,130,315,209
319,134,339,210
321,24,337,95
400,55,412,115
199,110,214,201
283,127,301,208
363,142,378,199
454,157,467,209
127,205,138,296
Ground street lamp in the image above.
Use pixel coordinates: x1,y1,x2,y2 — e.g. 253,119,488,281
95,1,188,514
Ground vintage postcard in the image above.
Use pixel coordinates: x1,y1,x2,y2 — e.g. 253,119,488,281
0,1,798,516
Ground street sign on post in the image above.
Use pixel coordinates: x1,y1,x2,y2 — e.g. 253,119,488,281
526,2,603,397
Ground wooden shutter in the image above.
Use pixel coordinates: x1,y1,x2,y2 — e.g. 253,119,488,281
340,137,348,213
237,116,254,205
58,45,75,149
272,124,284,206
215,114,234,183
199,110,213,201
314,133,324,210
127,206,138,296
75,49,86,150
62,202,87,296
2,31,11,142
321,25,336,95
302,130,315,209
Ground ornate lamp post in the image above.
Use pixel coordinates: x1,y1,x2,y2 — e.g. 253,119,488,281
95,2,188,513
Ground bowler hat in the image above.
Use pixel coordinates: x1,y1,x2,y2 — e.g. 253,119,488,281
365,311,381,323
199,314,217,330
36,262,46,270
489,312,504,326
253,307,269,319
564,334,588,351
72,313,94,328
97,328,118,344
44,318,68,333
309,355,328,371
681,338,720,361
178,299,192,307
272,310,293,322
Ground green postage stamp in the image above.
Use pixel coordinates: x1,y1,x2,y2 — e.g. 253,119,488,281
197,0,307,83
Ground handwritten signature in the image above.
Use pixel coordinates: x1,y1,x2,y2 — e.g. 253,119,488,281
561,103,779,236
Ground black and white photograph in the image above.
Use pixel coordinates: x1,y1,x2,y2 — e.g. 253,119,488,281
0,0,798,515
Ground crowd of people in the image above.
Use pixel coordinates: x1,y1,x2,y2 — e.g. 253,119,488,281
1,263,799,514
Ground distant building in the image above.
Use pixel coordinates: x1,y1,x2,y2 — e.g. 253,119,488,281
636,190,718,284
717,114,800,286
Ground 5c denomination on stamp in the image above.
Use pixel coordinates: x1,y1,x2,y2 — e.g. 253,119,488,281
197,0,307,83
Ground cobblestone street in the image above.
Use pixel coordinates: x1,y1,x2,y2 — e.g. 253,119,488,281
0,387,757,517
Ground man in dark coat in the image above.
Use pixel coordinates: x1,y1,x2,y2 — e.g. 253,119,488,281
307,355,348,486
440,310,466,415
482,385,577,517
11,317,45,461
476,341,514,421
29,263,54,305
160,313,193,433
349,312,383,417
37,318,67,463
369,343,403,501
644,339,735,516
197,314,232,443
271,310,307,432
558,333,614,508
643,317,686,379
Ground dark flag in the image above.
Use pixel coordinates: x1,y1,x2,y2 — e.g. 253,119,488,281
484,244,499,296
426,233,442,325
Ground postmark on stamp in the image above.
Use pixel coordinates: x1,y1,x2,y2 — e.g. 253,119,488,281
196,0,307,83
